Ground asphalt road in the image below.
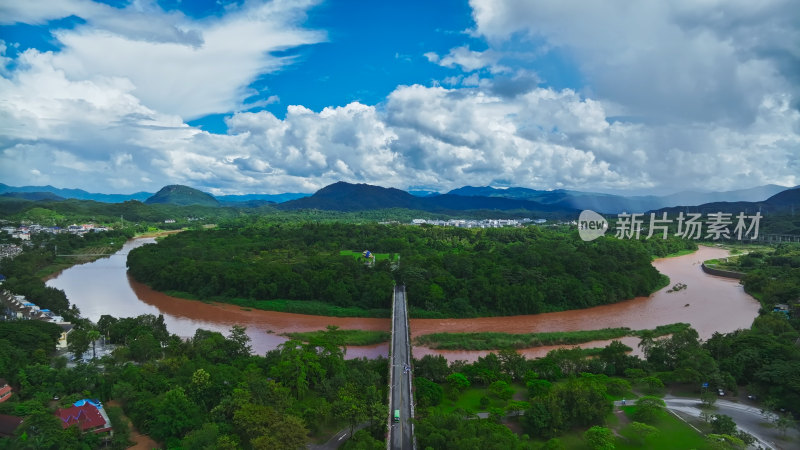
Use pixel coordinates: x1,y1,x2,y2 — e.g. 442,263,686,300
389,285,414,449
662,395,799,450
307,423,369,450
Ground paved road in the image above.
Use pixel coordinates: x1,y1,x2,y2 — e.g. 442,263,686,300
307,423,369,450
389,285,414,449
661,395,800,450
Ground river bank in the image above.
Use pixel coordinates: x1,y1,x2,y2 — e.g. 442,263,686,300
47,240,760,361
409,245,760,361
39,229,182,280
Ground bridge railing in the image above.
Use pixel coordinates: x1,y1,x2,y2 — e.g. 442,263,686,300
386,285,396,450
404,285,417,450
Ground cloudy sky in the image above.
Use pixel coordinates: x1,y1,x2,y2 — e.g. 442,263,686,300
0,0,798,195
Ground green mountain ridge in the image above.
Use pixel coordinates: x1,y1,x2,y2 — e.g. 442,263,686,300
144,185,220,207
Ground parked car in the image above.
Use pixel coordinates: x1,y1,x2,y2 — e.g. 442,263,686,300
718,389,725,396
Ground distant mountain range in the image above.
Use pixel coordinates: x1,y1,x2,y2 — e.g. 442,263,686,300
216,193,310,204
277,182,576,214
0,183,310,205
0,191,66,201
0,181,794,214
654,186,800,215
0,183,152,203
446,184,791,214
407,190,440,197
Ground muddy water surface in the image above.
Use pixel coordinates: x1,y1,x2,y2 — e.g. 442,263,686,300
47,240,758,361
411,245,760,361
47,238,390,358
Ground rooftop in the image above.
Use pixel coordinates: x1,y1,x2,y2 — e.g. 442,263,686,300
0,414,22,437
56,404,108,432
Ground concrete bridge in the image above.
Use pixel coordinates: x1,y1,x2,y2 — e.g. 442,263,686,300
387,285,416,450
753,233,800,243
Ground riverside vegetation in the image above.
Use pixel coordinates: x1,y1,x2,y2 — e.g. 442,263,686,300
0,235,391,449
126,222,695,318
410,307,800,448
0,220,797,448
414,323,691,350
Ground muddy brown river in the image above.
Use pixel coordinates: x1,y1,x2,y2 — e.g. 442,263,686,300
47,239,759,361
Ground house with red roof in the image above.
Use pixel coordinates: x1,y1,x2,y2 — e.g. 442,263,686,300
55,400,112,434
0,379,12,403
0,414,23,438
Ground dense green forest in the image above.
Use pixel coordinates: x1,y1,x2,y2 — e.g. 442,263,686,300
126,225,397,312
409,313,799,446
0,316,390,449
126,223,695,317
738,244,800,313
0,233,798,448
1,313,797,448
0,200,796,447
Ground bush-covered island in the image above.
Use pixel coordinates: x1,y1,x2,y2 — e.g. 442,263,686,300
127,223,694,317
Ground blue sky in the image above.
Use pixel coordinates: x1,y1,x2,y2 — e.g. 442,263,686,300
0,0,797,195
190,0,486,132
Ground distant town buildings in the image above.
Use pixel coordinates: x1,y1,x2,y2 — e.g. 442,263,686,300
410,218,545,228
0,290,73,348
1,223,109,242
0,244,22,260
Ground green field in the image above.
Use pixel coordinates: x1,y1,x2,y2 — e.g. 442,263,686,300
415,323,690,350
339,249,398,262
431,384,526,415
284,329,391,345
615,406,709,449
415,328,632,350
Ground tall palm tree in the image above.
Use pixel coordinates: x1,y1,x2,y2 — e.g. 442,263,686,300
87,329,101,359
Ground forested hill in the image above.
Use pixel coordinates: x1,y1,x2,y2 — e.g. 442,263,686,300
280,182,419,210
653,187,800,215
126,224,695,317
145,185,220,207
1,191,65,201
277,181,576,215
447,184,791,214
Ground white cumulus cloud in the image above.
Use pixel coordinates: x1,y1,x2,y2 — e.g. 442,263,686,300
0,0,797,195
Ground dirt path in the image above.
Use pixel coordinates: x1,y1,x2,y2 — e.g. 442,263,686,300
106,401,160,449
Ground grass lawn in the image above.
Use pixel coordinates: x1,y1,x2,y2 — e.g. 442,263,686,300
437,387,495,413
615,406,708,449
432,383,527,414
606,389,639,402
